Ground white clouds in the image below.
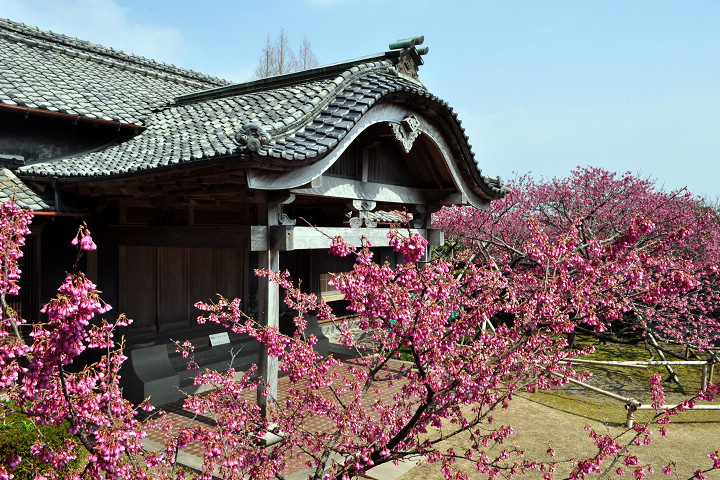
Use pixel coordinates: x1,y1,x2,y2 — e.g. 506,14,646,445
0,0,186,64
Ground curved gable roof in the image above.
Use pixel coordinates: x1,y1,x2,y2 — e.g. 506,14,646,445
20,55,505,201
8,27,506,203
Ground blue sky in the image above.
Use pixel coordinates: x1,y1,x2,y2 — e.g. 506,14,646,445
2,0,718,198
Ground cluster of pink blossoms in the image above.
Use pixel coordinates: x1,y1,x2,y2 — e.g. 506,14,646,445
387,230,428,262
0,192,718,480
0,204,156,480
0,201,32,296
434,167,720,347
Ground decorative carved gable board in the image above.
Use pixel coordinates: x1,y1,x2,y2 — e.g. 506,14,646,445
389,115,421,154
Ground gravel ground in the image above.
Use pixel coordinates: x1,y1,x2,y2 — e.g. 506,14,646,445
319,323,720,479
398,392,719,480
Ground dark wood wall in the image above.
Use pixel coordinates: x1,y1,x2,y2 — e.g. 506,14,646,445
119,246,246,336
0,111,133,164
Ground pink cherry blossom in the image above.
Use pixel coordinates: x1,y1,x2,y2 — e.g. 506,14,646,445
1,173,720,480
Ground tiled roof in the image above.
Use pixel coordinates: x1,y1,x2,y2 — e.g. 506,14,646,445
20,60,397,176
19,60,505,199
0,18,228,126
5,22,505,199
347,210,413,224
0,167,52,210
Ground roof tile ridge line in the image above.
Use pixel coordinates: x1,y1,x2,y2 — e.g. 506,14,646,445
267,62,408,139
261,75,427,160
0,18,228,87
175,54,393,105
268,68,430,150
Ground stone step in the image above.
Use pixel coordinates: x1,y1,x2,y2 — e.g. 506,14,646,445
177,349,260,385
169,335,258,371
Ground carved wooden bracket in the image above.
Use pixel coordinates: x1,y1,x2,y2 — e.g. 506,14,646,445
278,206,296,226
276,194,296,226
389,115,421,153
348,199,377,228
235,123,272,152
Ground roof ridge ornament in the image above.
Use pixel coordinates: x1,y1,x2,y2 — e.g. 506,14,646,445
235,123,272,152
388,36,425,50
389,115,421,153
387,35,428,82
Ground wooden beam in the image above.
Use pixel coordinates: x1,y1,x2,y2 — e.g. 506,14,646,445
424,190,470,205
95,225,267,250
291,175,427,204
268,226,444,251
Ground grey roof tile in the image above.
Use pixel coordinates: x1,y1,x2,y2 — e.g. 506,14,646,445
20,62,423,178
7,21,505,199
0,18,228,126
0,168,53,210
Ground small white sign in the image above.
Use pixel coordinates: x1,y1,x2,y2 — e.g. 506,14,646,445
209,332,230,347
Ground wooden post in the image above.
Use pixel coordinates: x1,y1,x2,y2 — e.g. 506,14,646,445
647,333,682,387
710,363,715,385
625,402,638,428
257,202,280,416
701,364,708,392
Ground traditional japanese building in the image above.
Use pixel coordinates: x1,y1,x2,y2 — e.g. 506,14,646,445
0,18,505,405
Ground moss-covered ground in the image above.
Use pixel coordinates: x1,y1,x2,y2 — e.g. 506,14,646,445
400,336,720,479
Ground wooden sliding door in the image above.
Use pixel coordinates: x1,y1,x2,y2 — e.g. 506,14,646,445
120,246,246,335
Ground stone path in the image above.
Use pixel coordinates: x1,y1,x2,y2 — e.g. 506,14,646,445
141,345,418,480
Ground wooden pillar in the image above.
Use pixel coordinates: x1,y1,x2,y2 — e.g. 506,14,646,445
416,205,441,264
625,403,637,428
257,202,280,413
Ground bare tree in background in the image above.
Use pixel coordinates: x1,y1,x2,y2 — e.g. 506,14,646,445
297,36,319,71
254,35,276,79
253,29,319,79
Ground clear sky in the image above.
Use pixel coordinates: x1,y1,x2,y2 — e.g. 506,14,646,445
2,0,718,198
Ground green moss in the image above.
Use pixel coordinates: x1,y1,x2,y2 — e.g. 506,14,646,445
0,413,83,479
524,335,720,425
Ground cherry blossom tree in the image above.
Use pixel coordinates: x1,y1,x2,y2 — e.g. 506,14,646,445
0,214,153,479
434,167,720,349
0,194,718,480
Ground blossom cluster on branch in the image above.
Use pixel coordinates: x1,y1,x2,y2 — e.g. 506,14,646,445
433,167,720,348
0,189,717,479
0,210,150,479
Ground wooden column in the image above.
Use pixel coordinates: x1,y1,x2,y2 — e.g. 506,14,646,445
257,202,280,413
